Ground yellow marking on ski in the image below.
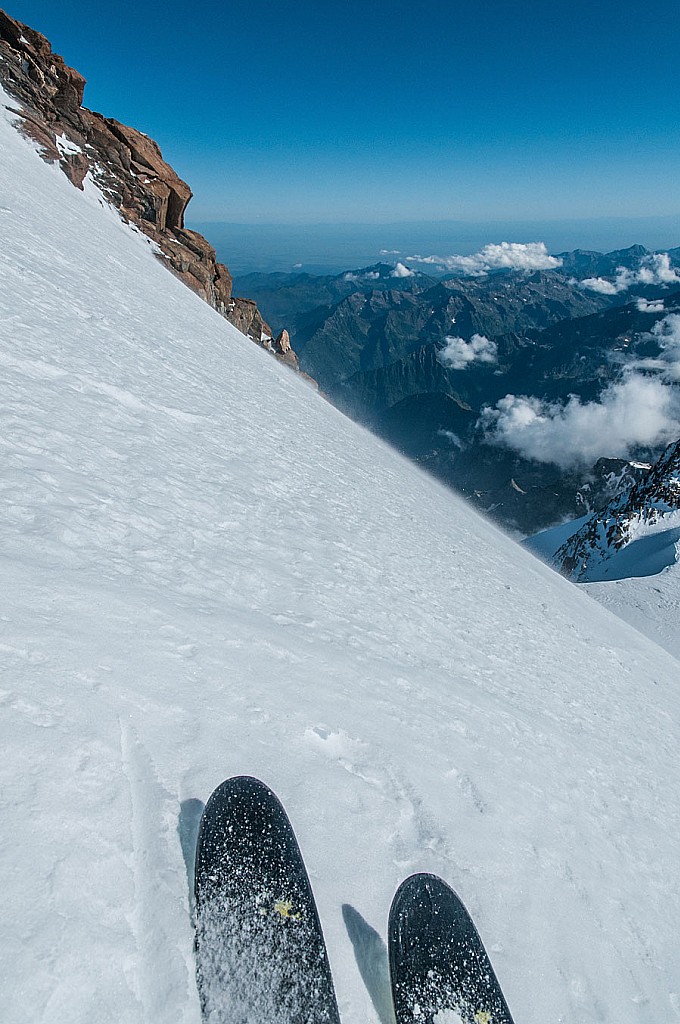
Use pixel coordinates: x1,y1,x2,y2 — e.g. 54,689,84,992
274,899,301,920
474,1011,492,1024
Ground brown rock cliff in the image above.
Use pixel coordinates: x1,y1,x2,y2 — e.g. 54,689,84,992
0,9,299,365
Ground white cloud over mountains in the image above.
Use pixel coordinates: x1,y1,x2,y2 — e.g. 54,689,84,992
580,253,680,295
343,270,380,282
391,262,414,278
578,276,619,295
649,313,680,380
636,297,665,313
626,253,680,287
438,333,498,370
481,379,680,470
405,241,562,277
481,312,680,470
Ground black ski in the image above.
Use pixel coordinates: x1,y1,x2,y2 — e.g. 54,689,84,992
388,873,514,1024
194,775,340,1024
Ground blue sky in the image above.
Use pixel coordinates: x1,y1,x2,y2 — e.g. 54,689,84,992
7,0,680,225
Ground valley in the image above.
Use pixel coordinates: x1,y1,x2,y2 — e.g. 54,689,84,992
235,254,680,535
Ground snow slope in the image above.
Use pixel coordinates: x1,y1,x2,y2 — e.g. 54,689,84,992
584,567,680,662
529,520,680,661
1,88,680,1024
525,468,680,661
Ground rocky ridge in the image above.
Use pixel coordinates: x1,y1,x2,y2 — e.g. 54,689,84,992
0,9,298,368
554,440,680,580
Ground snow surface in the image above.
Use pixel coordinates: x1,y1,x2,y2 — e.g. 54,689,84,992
584,567,680,662
524,515,590,563
526,513,680,660
2,87,680,1024
582,517,680,582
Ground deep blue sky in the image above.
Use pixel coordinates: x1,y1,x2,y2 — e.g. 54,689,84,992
6,0,680,225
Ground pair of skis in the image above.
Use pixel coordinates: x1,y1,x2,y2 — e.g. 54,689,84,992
194,776,514,1024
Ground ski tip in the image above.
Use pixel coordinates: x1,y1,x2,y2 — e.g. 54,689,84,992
391,872,458,908
205,774,273,800
388,874,516,1024
201,775,283,817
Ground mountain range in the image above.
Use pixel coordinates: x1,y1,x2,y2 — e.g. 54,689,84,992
236,259,680,534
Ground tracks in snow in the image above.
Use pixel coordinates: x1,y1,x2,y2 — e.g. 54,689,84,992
119,720,200,1023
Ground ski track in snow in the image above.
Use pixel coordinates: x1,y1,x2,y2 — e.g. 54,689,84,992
1,87,680,1024
119,721,199,1022
304,724,452,869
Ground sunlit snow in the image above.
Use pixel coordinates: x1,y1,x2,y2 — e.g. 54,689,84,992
527,511,680,661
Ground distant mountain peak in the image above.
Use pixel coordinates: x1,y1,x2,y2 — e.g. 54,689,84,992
553,439,680,581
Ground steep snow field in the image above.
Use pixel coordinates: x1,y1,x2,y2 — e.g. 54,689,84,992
1,88,680,1024
527,517,680,661
585,567,680,661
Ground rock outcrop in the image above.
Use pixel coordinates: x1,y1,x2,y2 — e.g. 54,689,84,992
554,440,680,581
272,329,298,370
0,9,298,363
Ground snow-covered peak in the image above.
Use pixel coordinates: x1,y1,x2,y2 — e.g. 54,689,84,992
1,88,680,1024
552,439,680,582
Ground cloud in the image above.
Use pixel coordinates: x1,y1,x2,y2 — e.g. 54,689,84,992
636,297,665,312
579,276,619,295
623,252,680,287
391,262,414,278
480,376,680,470
579,253,680,294
405,241,562,277
437,430,464,449
380,249,401,255
649,313,680,380
343,270,380,282
438,333,498,370
480,310,680,470
620,312,680,376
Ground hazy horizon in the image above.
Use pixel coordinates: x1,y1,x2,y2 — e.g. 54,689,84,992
192,215,680,276
8,1,680,229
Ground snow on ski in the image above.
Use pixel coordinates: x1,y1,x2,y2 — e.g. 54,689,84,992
194,776,340,1023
